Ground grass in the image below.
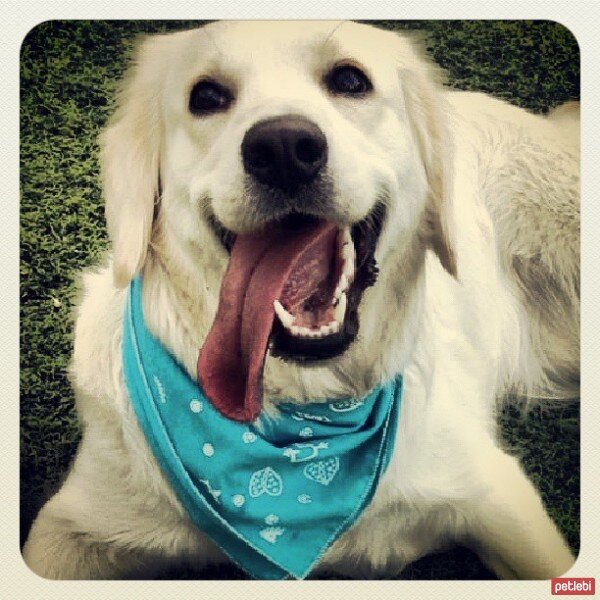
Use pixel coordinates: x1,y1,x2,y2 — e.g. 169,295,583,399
20,20,580,579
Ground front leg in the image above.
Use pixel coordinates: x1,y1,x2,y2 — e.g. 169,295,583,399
465,447,575,579
22,426,228,580
23,489,162,580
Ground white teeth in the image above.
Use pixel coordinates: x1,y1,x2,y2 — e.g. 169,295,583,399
272,226,354,340
338,227,353,254
274,306,343,339
273,300,294,328
286,320,342,339
326,320,340,334
333,268,352,303
335,227,355,295
342,259,354,279
334,292,347,322
339,274,349,292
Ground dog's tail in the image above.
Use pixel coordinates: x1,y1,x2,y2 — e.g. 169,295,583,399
491,102,580,401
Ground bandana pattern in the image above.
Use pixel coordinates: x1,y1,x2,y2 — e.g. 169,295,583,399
123,276,403,579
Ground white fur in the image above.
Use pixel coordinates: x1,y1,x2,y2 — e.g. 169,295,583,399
23,21,579,580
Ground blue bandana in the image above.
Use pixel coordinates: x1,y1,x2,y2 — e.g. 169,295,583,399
123,276,403,579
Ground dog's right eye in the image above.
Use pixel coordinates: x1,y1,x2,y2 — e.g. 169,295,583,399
189,80,233,115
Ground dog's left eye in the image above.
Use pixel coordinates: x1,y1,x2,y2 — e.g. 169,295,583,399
326,65,372,96
189,80,233,115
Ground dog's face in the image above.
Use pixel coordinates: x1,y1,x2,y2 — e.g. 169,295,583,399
171,22,423,232
102,21,456,418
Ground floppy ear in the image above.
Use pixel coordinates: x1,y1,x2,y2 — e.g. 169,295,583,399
399,45,457,278
100,37,165,288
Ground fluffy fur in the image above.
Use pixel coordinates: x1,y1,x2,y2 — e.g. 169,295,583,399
23,21,579,580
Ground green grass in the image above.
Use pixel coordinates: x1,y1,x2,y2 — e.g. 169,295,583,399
20,20,580,579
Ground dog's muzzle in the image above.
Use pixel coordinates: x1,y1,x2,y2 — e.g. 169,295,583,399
199,115,384,421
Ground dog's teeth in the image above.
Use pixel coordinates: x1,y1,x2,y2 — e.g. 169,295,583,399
333,285,343,303
342,258,355,279
342,228,352,246
273,299,294,328
289,324,341,339
332,233,354,302
339,274,349,292
342,243,354,260
333,277,349,303
334,293,347,322
335,228,355,289
338,227,354,254
341,242,355,281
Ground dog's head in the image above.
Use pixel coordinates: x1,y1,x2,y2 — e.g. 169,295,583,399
102,21,456,420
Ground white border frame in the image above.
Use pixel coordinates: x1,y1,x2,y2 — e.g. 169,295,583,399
5,1,598,598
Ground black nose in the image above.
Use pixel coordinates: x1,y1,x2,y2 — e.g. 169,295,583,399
241,115,328,193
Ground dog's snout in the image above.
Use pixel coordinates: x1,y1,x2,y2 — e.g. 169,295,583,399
241,115,328,193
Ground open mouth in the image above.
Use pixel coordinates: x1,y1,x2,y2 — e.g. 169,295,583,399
198,205,385,422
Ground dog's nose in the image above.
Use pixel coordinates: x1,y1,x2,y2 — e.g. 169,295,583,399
241,115,328,193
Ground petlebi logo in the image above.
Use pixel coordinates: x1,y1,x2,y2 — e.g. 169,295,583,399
551,577,595,595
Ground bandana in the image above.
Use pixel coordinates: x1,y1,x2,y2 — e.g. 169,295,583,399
122,275,403,579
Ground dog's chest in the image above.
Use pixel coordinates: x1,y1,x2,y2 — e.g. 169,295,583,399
315,479,454,577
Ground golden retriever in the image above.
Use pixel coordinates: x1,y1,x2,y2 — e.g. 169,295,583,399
23,20,579,579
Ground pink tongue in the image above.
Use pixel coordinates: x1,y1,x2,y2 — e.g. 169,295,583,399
197,221,338,422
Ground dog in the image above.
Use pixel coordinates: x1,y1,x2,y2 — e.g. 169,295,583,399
22,20,580,580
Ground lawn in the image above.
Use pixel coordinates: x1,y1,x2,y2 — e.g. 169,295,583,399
20,19,580,579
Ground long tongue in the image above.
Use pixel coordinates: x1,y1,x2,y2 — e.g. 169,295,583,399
198,221,338,421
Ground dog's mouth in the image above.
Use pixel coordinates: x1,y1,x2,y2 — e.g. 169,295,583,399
198,205,385,422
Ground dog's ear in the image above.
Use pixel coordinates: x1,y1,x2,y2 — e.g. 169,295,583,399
399,41,457,278
100,36,166,288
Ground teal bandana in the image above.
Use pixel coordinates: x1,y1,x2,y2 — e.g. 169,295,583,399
123,276,403,579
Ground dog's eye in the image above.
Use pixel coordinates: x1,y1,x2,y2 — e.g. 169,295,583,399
326,65,372,96
189,80,233,115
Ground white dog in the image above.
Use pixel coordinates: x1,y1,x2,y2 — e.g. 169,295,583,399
23,20,579,580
